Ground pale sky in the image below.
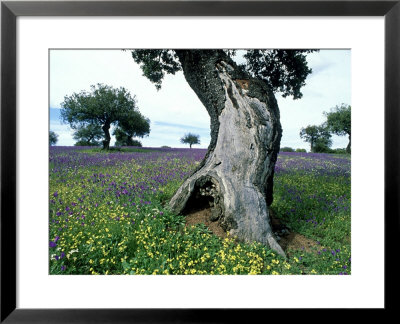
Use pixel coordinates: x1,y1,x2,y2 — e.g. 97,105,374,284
50,49,351,150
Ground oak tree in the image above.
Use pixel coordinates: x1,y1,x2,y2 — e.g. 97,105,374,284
61,84,149,150
130,49,316,256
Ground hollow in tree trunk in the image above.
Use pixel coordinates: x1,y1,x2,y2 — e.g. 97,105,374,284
170,50,285,257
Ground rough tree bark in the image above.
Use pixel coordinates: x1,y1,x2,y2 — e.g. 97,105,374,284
170,50,285,257
346,134,351,153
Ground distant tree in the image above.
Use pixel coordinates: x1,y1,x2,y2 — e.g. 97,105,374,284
313,136,333,153
73,124,103,146
299,125,319,152
295,148,307,153
331,148,347,154
49,130,58,146
300,125,332,153
61,84,148,150
325,104,351,153
113,110,150,146
180,133,200,148
280,147,294,152
130,139,143,147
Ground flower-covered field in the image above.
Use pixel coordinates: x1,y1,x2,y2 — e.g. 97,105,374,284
49,147,351,275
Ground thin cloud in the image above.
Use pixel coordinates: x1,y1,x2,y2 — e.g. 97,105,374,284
154,121,209,132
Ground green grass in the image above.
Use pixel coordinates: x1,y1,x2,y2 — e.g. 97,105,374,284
270,154,351,274
49,150,350,275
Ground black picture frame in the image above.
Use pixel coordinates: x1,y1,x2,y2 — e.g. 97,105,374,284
1,0,398,322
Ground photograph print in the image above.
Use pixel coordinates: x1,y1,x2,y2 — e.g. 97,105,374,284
49,49,351,275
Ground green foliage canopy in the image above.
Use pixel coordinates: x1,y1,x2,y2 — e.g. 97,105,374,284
131,50,181,90
324,104,351,153
73,124,103,146
130,49,317,99
243,50,315,99
324,104,351,137
61,84,138,128
114,129,143,146
280,147,295,152
113,110,150,146
313,136,333,153
49,130,58,146
60,84,149,149
300,125,332,153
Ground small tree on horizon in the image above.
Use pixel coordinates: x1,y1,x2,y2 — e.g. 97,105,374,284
180,133,200,149
49,130,58,146
324,104,351,153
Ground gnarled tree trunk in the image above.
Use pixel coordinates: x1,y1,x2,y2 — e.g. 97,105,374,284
170,50,285,257
346,134,351,153
102,123,111,150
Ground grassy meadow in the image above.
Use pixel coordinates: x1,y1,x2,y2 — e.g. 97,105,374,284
49,147,351,275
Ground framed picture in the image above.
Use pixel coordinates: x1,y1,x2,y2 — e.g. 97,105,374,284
1,0,398,321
